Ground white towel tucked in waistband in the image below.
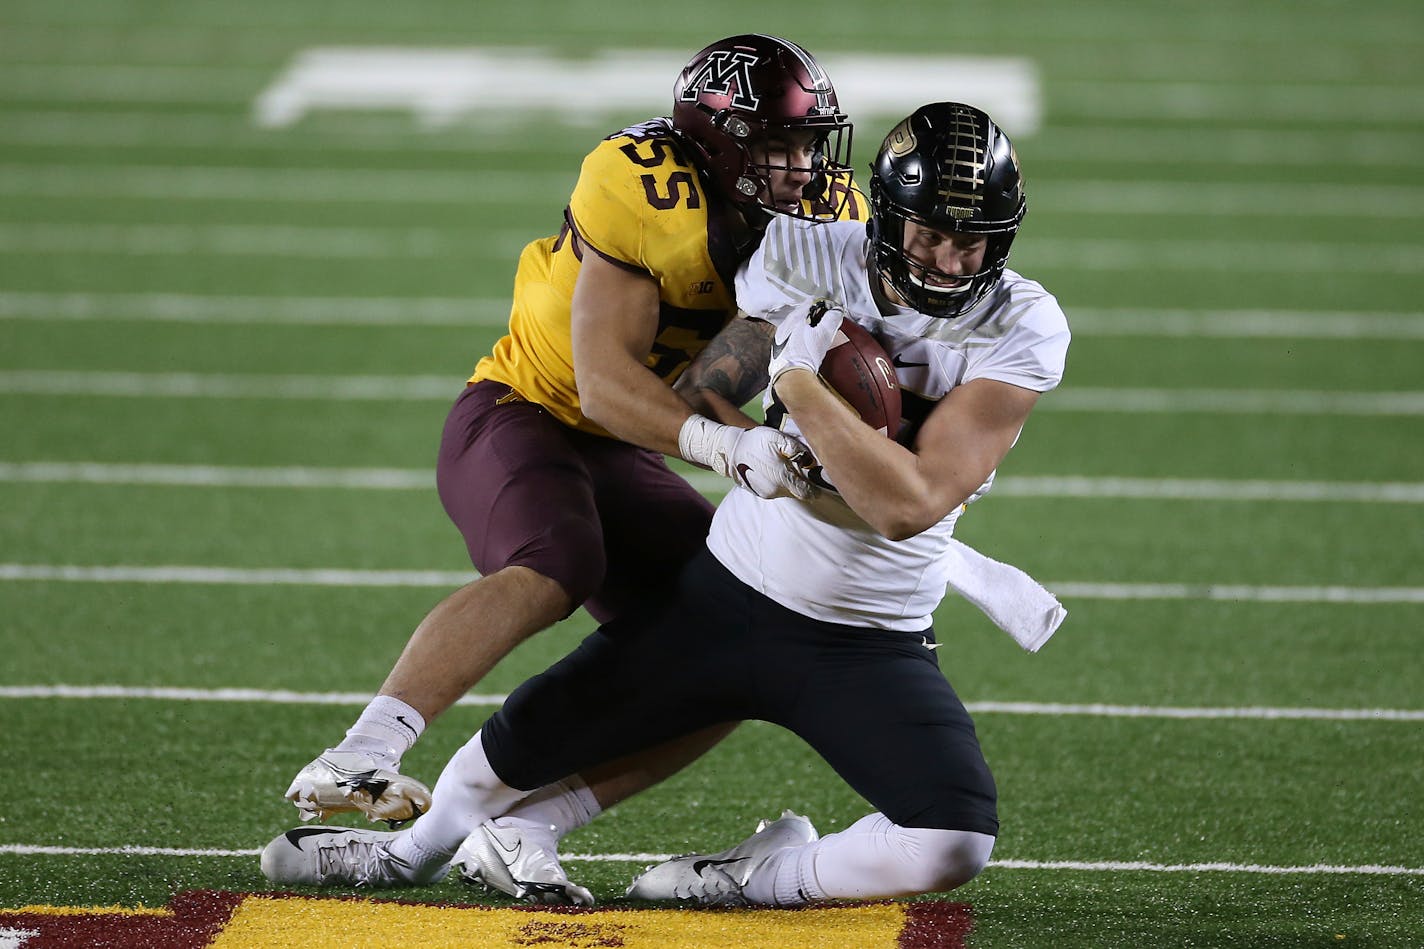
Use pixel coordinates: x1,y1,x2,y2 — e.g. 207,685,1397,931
942,538,1066,652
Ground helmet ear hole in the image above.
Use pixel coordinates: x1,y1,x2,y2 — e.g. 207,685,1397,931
869,103,1025,319
714,112,751,139
671,34,854,222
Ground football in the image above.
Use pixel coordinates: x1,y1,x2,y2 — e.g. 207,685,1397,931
818,319,902,437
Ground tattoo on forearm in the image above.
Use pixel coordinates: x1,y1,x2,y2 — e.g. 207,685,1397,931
679,318,774,407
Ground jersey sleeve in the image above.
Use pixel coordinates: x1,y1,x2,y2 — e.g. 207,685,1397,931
962,288,1071,393
735,218,862,321
566,138,652,271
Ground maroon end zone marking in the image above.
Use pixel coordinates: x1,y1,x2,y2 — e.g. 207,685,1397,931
901,901,974,949
0,890,244,949
0,891,972,947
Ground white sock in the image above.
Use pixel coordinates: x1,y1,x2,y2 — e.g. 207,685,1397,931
389,729,526,871
333,695,425,766
743,842,825,906
495,776,601,838
744,813,995,906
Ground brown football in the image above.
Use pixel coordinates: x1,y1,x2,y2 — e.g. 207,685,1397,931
819,319,902,437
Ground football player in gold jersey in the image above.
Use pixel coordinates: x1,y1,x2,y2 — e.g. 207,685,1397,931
282,34,865,903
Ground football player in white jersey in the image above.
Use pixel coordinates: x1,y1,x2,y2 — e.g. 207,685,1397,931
276,35,866,906
260,102,1070,907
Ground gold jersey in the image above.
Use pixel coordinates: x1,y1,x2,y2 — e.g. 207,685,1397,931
471,118,866,437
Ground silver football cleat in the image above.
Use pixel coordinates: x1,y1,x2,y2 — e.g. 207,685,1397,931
260,826,441,888
625,809,818,906
284,750,432,827
452,818,595,906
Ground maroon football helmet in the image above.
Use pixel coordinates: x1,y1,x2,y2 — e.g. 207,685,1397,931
672,34,854,222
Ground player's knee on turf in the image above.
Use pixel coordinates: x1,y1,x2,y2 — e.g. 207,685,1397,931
911,828,995,893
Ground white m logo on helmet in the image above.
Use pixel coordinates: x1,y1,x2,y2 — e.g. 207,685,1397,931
679,50,761,110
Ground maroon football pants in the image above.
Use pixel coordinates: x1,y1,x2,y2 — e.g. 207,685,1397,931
435,381,715,622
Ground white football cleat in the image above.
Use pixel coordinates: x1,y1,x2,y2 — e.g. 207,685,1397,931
625,810,818,906
284,750,432,827
260,826,444,888
451,817,595,907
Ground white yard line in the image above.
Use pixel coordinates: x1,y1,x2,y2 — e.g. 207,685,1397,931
986,476,1424,503
1053,79,1424,124
7,164,1423,218
1043,388,1424,416
987,859,1424,876
0,163,567,204
967,702,1424,722
1021,237,1424,275
1065,308,1424,340
4,462,1424,504
0,462,437,490
0,370,461,400
1030,180,1424,218
1048,583,1424,604
1040,126,1423,169
2,686,1421,722
0,109,510,153
3,112,1419,169
3,371,1421,416
7,292,1422,340
0,843,1418,876
2,564,1422,603
0,564,475,587
0,222,530,259
0,291,509,326
3,224,1422,273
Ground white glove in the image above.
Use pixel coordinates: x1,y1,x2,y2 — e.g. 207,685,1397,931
768,299,845,386
678,415,818,501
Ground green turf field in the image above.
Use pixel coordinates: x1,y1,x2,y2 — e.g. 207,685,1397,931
2,1,1422,946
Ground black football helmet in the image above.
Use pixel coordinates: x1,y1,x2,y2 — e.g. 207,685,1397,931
868,103,1026,319
672,34,853,221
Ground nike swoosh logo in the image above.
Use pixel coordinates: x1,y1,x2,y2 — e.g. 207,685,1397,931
921,637,942,651
893,354,929,369
692,856,746,876
284,827,350,846
394,715,418,737
336,772,390,798
770,334,789,358
734,463,753,487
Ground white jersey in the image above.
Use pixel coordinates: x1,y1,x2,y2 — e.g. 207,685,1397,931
708,217,1070,630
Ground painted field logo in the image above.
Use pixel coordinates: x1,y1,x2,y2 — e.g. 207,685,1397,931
514,918,631,946
251,48,1040,136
